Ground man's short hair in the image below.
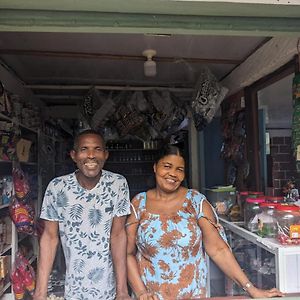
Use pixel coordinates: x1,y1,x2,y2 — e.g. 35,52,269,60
73,129,105,150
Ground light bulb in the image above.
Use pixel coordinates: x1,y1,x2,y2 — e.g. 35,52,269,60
144,59,156,77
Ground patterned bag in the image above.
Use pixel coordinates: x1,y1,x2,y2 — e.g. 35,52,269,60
12,167,30,200
9,196,36,235
191,68,228,131
11,252,36,299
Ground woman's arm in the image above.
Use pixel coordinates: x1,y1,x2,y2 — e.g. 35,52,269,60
199,200,283,299
126,202,158,300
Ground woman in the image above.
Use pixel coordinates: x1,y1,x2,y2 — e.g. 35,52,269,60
126,144,283,300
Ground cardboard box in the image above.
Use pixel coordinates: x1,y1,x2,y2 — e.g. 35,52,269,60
16,138,32,162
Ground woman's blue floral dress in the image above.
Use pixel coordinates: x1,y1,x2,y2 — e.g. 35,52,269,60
131,189,228,300
40,170,130,300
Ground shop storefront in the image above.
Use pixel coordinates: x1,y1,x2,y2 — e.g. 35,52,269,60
1,1,300,299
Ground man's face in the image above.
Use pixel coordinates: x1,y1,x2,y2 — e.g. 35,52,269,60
70,133,109,179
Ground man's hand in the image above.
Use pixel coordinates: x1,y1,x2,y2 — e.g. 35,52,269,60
32,294,47,300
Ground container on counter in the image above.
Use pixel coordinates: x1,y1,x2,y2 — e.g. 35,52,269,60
275,205,300,245
237,191,249,219
248,191,264,198
206,187,236,215
265,196,284,204
244,197,265,232
256,202,279,238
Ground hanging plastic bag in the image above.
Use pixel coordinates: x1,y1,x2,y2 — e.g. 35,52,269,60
191,68,228,131
12,167,30,200
9,196,36,235
11,252,36,300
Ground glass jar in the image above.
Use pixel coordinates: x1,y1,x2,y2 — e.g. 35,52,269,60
248,191,264,198
237,191,249,220
275,205,300,245
256,203,279,238
244,197,265,232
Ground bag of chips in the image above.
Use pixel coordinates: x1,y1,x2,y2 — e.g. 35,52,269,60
11,252,36,299
9,196,36,235
12,167,30,200
191,68,228,131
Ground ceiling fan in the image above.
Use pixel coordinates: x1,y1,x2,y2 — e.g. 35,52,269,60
142,49,157,77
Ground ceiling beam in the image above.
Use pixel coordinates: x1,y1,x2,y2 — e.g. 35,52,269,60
26,84,194,93
222,36,299,95
0,49,241,65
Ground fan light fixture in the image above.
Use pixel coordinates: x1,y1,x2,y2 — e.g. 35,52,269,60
143,49,157,77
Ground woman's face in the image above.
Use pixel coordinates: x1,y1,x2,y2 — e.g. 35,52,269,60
154,154,185,192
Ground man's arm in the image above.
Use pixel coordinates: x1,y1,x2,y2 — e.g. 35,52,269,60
111,215,130,299
33,220,59,300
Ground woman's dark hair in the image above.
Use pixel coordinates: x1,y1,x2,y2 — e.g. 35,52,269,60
73,129,105,150
154,144,185,164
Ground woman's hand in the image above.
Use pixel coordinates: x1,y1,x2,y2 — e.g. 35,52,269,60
248,286,284,298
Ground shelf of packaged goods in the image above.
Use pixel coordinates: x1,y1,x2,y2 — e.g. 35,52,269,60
0,112,38,134
0,244,12,256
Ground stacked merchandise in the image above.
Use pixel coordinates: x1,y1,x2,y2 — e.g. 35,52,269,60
9,166,38,299
0,121,16,161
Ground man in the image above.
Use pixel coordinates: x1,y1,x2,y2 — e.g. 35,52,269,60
33,129,131,300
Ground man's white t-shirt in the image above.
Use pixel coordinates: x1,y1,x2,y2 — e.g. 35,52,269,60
40,170,131,300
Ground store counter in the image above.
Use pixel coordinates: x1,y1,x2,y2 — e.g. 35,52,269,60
202,295,300,299
218,217,300,294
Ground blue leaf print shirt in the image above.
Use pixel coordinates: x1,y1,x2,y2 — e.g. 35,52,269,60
40,170,131,300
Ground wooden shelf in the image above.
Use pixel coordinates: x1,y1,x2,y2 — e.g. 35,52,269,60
0,160,12,164
0,112,12,122
0,282,11,298
0,112,38,134
0,244,12,256
28,254,37,264
0,203,10,210
20,161,37,166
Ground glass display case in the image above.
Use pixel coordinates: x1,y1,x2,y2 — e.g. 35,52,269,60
219,217,300,294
